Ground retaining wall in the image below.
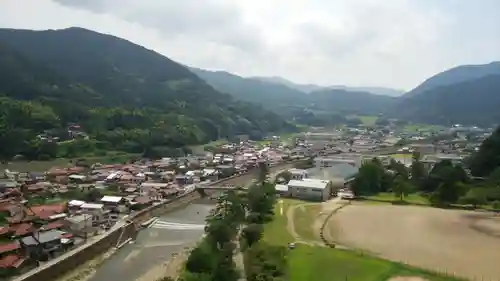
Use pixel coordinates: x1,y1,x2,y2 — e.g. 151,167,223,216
13,160,299,281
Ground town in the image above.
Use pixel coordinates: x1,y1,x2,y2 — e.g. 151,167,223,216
0,120,492,278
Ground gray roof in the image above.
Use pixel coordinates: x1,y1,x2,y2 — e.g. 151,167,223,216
275,184,289,192
21,230,65,246
65,214,92,224
288,179,329,189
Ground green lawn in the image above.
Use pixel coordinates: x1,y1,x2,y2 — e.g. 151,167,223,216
293,204,321,241
358,115,379,126
263,199,297,246
403,124,444,132
263,198,463,281
288,244,464,281
363,192,431,205
0,153,140,172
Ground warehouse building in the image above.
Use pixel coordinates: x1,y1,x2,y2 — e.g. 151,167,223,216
287,178,332,201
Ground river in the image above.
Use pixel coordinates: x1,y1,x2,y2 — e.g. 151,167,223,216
88,201,213,281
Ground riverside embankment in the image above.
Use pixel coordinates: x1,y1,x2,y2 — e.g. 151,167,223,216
12,161,298,281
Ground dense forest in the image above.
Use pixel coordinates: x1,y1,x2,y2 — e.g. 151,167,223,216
0,27,296,161
389,75,500,126
192,68,395,126
195,61,500,127
351,127,500,209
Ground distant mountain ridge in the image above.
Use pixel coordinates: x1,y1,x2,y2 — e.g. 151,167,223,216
389,74,500,126
404,61,500,98
388,60,500,126
190,68,310,107
192,68,396,119
251,76,325,93
252,76,404,97
249,62,500,127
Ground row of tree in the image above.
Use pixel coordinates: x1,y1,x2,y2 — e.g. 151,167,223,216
176,163,286,281
352,151,500,208
240,164,288,281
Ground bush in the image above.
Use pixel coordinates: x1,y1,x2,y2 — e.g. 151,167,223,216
38,154,51,161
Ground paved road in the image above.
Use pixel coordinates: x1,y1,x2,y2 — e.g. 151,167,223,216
88,201,213,281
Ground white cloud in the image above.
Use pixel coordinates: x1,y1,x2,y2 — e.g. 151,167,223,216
1,0,499,90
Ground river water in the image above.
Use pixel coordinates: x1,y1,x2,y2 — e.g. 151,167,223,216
88,201,213,281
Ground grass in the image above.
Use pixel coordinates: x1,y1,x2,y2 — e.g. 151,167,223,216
363,192,431,205
263,198,463,281
403,124,445,132
288,244,464,281
0,153,140,172
188,139,228,154
358,115,379,126
293,204,321,241
262,198,300,246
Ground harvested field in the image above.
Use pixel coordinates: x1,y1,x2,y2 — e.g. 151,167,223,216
325,205,500,281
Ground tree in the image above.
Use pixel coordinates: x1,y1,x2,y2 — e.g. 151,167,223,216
246,182,276,224
184,243,214,274
487,167,500,184
431,181,467,206
391,176,413,202
241,223,264,248
257,161,269,184
351,160,384,196
388,158,409,180
179,272,212,281
459,187,488,208
469,126,500,177
275,171,291,184
410,151,427,190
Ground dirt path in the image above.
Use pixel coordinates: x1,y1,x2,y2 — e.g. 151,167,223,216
234,234,246,281
286,202,328,246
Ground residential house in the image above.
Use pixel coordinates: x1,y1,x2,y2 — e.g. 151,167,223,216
68,175,89,184
288,169,309,180
64,214,93,236
0,241,27,274
99,196,127,213
20,230,69,259
79,203,106,226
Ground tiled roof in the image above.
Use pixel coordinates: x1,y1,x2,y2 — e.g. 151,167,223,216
0,254,23,268
41,220,64,231
0,241,20,254
10,223,34,236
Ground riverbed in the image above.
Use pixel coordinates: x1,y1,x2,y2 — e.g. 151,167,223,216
87,202,213,281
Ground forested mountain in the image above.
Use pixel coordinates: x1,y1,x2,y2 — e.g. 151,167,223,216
404,61,500,98
307,88,396,115
192,68,395,125
328,86,404,97
251,76,324,93
189,68,310,108
0,27,296,161
253,76,404,96
469,126,500,177
388,75,500,126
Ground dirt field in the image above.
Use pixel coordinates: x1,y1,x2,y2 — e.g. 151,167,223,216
325,205,500,281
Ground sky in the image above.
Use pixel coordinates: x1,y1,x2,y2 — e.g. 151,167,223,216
1,0,500,90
